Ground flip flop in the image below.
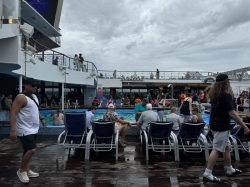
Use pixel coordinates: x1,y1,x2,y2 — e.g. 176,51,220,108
226,169,242,177
203,176,222,183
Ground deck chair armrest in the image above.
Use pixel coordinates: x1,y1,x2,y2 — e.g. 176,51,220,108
143,130,148,144
229,134,239,149
86,130,93,145
115,130,119,144
229,135,240,161
170,131,179,161
170,131,178,142
57,130,66,144
199,133,207,143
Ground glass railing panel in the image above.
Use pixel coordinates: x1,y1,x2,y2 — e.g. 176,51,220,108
2,0,18,24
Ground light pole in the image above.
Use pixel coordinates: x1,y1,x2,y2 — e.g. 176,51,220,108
168,84,173,108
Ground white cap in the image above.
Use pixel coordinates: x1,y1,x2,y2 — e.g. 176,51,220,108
108,104,115,108
146,104,152,109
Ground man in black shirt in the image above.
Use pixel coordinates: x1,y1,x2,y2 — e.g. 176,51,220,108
203,74,250,183
78,53,85,72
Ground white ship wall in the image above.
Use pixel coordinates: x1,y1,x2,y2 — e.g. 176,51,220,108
0,24,21,72
97,78,123,88
12,51,95,85
230,81,250,108
0,26,95,85
230,81,250,96
0,24,19,39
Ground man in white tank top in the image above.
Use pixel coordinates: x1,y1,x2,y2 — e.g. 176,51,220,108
10,78,47,183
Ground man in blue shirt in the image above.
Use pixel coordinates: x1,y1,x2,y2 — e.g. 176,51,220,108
135,98,148,121
86,106,97,130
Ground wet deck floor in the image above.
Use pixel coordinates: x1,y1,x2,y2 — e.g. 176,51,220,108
0,135,250,187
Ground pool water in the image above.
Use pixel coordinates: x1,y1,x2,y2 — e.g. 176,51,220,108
40,109,211,127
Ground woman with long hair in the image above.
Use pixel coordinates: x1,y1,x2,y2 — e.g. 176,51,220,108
203,74,250,183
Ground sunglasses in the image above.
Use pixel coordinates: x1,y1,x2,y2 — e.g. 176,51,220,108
29,84,37,87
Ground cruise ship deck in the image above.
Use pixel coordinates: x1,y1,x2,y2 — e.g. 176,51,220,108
0,110,250,186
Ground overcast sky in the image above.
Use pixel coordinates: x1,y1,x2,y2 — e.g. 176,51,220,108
58,0,250,73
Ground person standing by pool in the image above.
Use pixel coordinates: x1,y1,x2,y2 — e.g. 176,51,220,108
199,91,205,103
180,93,193,122
134,96,141,105
108,95,113,105
135,98,148,122
202,74,250,183
180,92,186,104
92,97,99,106
192,93,198,105
51,109,64,126
10,78,46,183
157,94,166,121
237,94,244,112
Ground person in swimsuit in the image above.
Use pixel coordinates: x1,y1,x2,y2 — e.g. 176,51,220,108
157,94,166,121
52,109,64,126
180,93,193,122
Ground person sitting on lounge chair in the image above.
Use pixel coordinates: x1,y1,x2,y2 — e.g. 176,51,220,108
103,104,132,147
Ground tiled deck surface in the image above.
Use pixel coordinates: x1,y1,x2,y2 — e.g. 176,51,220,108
0,135,250,187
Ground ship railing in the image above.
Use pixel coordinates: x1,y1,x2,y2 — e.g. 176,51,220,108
96,70,215,81
28,38,98,74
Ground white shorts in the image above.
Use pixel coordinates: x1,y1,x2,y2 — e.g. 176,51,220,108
115,123,123,133
212,130,231,152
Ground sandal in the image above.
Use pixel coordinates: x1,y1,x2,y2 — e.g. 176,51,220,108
226,169,242,177
203,176,222,183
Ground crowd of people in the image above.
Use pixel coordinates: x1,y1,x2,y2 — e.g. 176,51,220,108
5,75,250,184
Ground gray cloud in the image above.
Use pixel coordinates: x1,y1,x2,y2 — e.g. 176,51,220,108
126,41,137,50
58,0,250,72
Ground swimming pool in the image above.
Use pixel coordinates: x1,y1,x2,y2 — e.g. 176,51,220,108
40,109,211,126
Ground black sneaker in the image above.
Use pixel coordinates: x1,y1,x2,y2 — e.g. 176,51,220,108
203,176,223,183
226,169,242,177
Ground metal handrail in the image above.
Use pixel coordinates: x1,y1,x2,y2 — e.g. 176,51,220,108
28,38,98,73
97,70,250,81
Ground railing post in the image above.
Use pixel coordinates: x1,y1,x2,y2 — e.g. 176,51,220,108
42,51,44,61
52,51,54,64
69,58,70,69
19,75,22,93
62,83,64,111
